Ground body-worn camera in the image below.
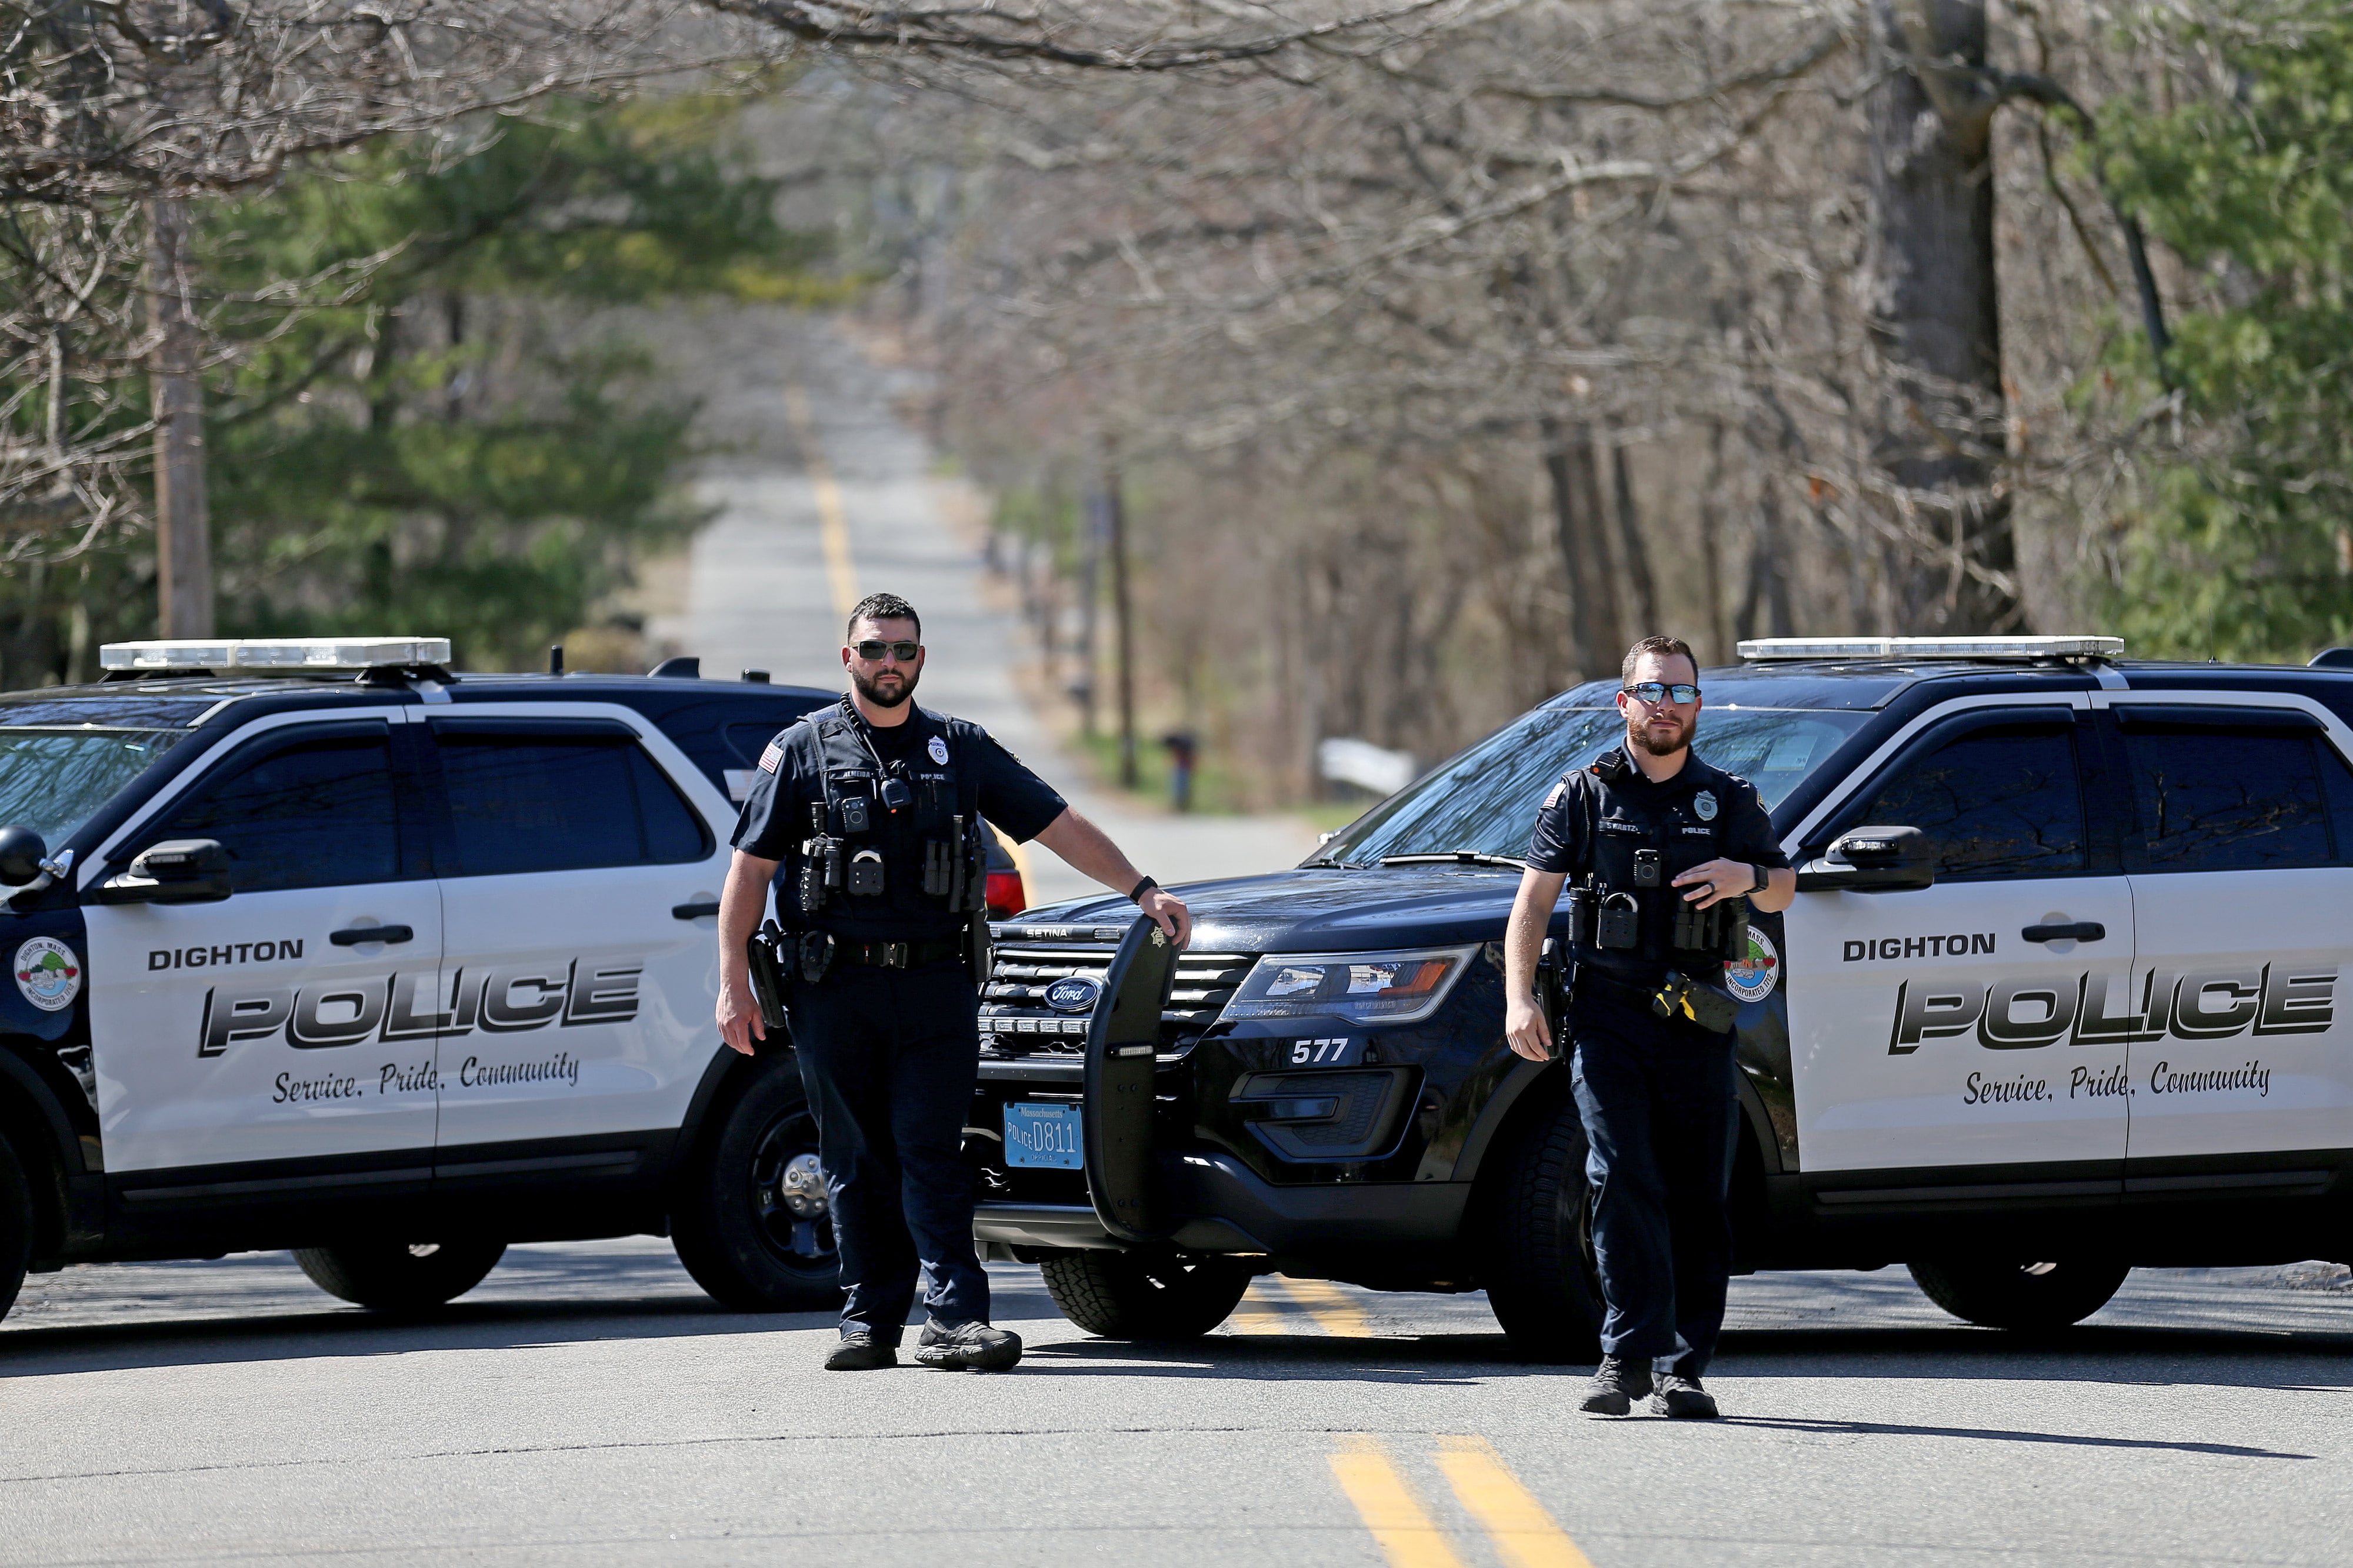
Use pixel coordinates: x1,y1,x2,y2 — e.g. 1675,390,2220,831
838,794,871,835
1632,848,1662,888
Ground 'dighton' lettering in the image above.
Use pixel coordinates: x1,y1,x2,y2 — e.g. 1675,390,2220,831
196,960,642,1055
1887,963,2336,1055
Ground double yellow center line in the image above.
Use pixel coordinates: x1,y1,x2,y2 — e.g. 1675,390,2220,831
1332,1434,1595,1568
1228,1276,1375,1337
782,386,858,620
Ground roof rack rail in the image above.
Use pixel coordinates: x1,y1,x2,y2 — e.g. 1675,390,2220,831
1737,636,2123,662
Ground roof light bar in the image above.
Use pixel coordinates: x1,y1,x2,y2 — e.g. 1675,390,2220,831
99,636,452,672
1736,636,2123,662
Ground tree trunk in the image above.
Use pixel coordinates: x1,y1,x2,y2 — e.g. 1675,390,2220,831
1862,0,2019,632
146,195,212,638
1608,435,1658,636
1542,414,1622,681
1102,434,1137,788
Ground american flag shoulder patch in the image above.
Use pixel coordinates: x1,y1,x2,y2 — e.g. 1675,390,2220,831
758,739,784,773
1542,779,1566,810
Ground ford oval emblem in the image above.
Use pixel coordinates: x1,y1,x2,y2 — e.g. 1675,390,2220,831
1044,976,1101,1014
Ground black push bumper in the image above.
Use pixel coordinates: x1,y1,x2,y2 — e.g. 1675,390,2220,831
973,1149,1469,1255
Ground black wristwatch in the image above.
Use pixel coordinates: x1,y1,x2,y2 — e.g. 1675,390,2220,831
1129,875,1160,904
1748,863,1767,896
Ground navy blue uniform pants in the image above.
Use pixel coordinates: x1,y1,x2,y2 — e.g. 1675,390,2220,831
1568,996,1739,1376
788,962,987,1338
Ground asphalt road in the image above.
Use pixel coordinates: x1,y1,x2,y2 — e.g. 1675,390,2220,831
5,1246,2347,1566
639,306,1318,906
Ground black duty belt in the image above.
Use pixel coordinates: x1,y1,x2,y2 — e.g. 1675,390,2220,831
1575,969,1668,1010
834,938,966,970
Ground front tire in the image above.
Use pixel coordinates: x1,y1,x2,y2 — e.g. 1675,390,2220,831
1480,1090,1605,1363
1908,1257,2129,1330
293,1239,505,1311
673,1057,842,1311
1039,1252,1252,1340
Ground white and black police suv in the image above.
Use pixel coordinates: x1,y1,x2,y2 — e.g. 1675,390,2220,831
972,636,2353,1353
0,636,1025,1321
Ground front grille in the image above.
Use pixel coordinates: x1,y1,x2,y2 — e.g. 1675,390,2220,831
979,931,1256,1057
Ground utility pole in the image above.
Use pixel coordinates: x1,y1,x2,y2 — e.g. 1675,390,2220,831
1103,433,1138,789
145,195,212,637
1075,488,1101,736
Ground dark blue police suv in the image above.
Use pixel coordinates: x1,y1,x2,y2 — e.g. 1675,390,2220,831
972,636,2353,1356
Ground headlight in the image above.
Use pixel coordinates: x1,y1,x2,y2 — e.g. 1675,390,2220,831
1221,945,1477,1026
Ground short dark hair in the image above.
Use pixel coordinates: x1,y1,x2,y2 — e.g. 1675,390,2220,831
847,592,920,642
1621,635,1697,683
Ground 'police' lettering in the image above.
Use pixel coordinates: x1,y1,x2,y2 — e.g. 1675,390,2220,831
563,960,642,1025
1887,980,1985,1053
192,953,647,1054
198,986,292,1057
1885,962,2337,1054
479,966,569,1032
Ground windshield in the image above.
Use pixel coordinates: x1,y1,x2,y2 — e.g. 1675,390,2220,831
0,730,188,846
1318,707,1873,865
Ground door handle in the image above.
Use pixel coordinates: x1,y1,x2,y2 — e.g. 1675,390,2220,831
671,900,721,920
330,925,415,946
2022,921,2105,943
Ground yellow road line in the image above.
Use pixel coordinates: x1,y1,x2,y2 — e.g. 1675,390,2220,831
1329,1436,1466,1568
1434,1435,1595,1568
783,385,858,619
1277,1275,1375,1337
1227,1279,1295,1335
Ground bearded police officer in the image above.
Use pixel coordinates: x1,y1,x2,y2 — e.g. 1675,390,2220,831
715,592,1192,1372
1502,635,1795,1418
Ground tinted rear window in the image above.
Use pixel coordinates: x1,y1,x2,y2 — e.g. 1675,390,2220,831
2123,727,2333,872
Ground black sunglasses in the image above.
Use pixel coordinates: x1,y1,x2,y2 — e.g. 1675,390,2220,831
1623,682,1700,705
853,640,921,662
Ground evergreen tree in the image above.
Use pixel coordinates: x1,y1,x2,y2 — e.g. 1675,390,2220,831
2094,5,2353,661
3,96,835,680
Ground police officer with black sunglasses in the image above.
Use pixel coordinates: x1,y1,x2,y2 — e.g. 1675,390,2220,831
715,592,1191,1372
1502,635,1794,1417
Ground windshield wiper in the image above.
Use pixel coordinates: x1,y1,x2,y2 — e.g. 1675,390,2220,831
1299,855,1362,869
1377,852,1527,870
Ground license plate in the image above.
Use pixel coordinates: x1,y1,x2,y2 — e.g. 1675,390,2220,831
1003,1101,1083,1170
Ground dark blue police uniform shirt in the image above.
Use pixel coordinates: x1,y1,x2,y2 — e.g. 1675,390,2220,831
1525,744,1785,876
729,702,1068,862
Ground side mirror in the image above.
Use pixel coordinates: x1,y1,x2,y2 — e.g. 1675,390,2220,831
0,826,47,887
1794,825,1936,894
91,838,233,905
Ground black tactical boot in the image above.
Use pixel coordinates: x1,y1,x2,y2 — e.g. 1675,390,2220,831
822,1330,898,1371
1577,1355,1654,1416
1649,1370,1721,1419
914,1319,1024,1372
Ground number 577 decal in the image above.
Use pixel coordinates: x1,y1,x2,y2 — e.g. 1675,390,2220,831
1288,1036,1362,1066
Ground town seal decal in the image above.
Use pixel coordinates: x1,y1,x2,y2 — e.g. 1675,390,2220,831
14,936,81,1012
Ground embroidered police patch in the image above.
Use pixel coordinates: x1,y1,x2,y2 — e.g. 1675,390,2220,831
928,736,949,765
758,740,783,773
1694,790,1718,821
